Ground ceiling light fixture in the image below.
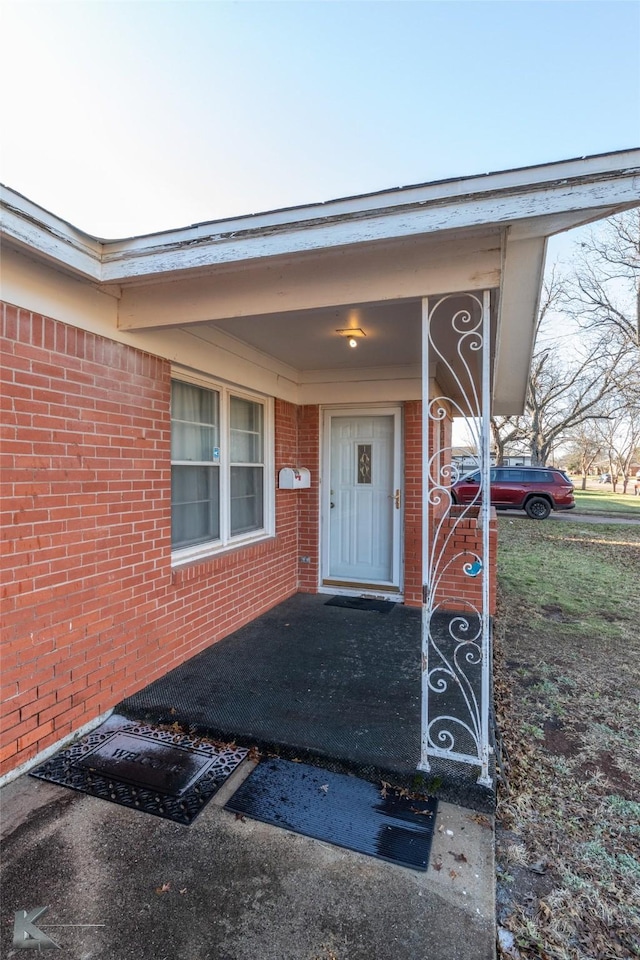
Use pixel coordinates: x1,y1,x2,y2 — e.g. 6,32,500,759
336,327,366,349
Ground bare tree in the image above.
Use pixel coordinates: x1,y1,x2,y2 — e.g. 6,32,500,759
594,407,640,494
490,268,594,468
490,415,529,466
564,423,603,490
489,222,640,470
525,331,628,466
564,210,640,348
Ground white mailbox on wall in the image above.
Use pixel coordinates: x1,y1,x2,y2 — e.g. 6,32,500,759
278,467,311,489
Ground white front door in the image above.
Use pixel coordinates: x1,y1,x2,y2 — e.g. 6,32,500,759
322,409,402,592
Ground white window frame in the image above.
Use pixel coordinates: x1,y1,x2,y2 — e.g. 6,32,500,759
170,371,275,566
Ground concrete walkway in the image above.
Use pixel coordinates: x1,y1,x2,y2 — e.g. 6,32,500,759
1,764,496,959
501,509,640,526
551,510,640,525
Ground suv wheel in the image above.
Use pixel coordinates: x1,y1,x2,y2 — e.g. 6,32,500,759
525,496,551,520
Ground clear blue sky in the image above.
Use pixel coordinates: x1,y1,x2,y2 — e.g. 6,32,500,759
2,1,639,239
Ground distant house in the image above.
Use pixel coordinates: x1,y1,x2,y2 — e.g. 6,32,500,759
2,150,638,782
452,446,532,475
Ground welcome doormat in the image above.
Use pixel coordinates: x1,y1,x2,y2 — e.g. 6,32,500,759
226,757,438,870
325,596,394,613
30,719,247,825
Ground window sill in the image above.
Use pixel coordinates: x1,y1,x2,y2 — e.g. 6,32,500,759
171,531,277,573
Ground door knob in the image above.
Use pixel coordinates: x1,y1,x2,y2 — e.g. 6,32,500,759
388,489,401,509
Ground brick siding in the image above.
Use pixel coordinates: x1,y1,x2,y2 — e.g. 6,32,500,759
297,406,320,593
403,400,423,606
1,304,303,774
403,400,497,613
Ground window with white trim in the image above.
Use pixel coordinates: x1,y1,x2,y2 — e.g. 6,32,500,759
171,378,271,557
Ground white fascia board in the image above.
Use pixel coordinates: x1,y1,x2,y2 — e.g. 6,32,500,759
2,151,638,287
492,235,548,415
117,234,502,329
100,165,640,283
0,185,102,281
103,148,640,251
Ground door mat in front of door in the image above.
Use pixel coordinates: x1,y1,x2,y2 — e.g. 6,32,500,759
324,596,394,613
226,757,438,870
30,719,247,825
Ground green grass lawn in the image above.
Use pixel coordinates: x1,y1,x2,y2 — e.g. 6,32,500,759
495,518,640,959
572,484,640,515
497,517,636,639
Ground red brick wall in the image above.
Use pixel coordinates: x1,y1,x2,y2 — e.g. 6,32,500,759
403,400,423,606
297,405,320,593
431,508,498,615
1,304,302,775
402,400,497,614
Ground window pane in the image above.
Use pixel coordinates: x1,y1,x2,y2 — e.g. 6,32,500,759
172,380,217,422
172,423,218,461
230,396,263,463
230,466,263,536
171,381,219,461
171,465,219,548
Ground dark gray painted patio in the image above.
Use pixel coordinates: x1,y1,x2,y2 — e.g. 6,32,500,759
118,593,494,810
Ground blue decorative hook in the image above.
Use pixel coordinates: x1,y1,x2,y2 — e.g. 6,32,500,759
464,558,483,578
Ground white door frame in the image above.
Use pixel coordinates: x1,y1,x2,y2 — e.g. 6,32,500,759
319,406,403,599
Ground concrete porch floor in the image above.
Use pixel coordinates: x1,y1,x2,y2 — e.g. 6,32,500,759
119,593,493,811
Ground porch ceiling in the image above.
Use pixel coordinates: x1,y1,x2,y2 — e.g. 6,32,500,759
196,298,423,371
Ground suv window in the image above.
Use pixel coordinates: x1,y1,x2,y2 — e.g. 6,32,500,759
496,468,524,482
523,469,552,482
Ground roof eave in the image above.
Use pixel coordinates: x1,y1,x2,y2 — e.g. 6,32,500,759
1,149,639,286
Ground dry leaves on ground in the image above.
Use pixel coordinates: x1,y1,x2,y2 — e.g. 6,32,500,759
494,519,640,960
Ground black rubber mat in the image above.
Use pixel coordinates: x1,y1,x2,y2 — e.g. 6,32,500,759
30,715,247,825
226,757,438,870
324,595,394,613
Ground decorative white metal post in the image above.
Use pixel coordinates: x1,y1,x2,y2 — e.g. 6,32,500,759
419,291,493,786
